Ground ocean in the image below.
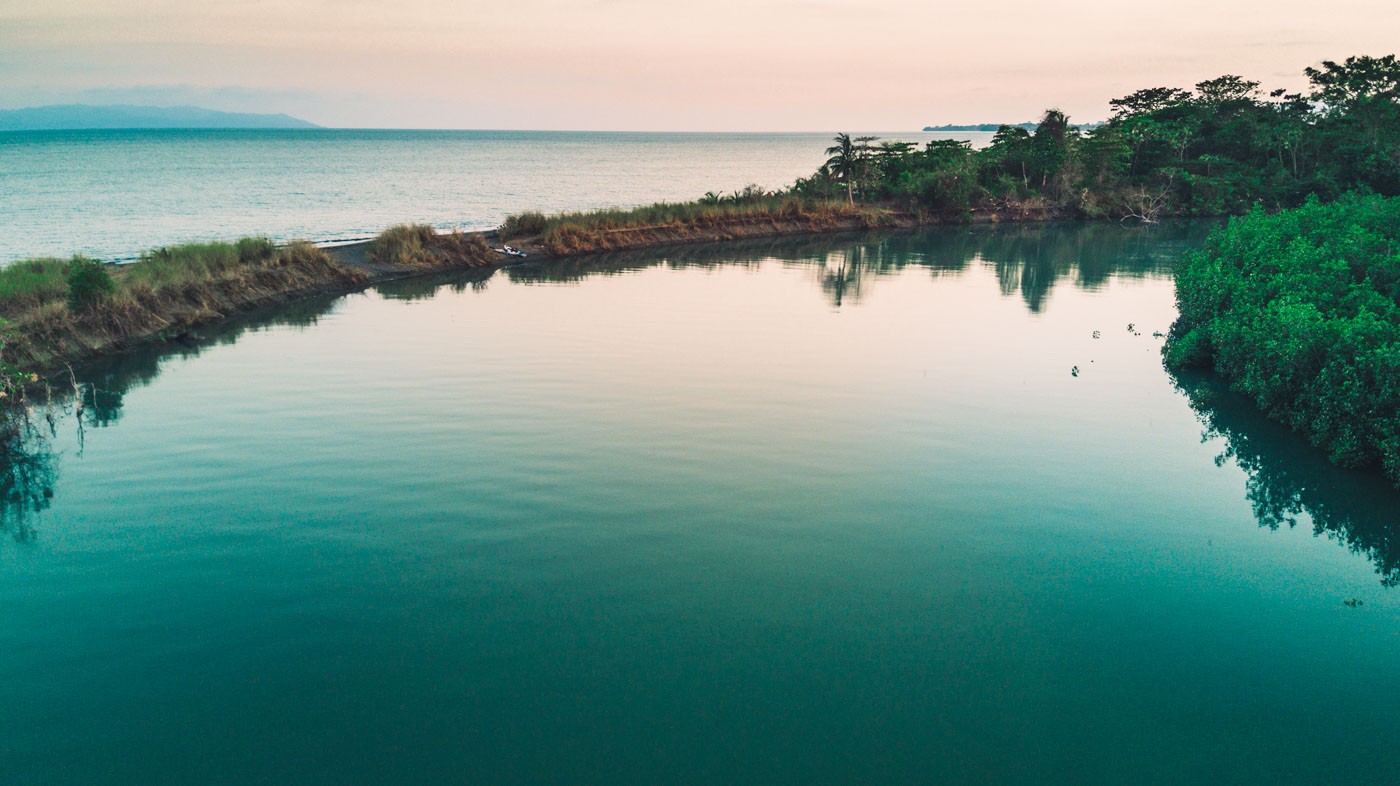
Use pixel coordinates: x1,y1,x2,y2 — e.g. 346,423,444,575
0,129,987,263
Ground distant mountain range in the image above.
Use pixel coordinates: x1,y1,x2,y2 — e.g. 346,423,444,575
0,104,319,131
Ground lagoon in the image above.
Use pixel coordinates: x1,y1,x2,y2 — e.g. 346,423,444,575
4,223,1400,785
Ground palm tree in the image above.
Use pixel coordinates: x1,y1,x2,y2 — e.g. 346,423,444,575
825,133,880,205
825,133,859,205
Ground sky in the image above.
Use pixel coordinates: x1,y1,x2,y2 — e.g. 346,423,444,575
2,0,1397,131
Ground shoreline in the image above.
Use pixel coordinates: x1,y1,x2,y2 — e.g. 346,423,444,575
7,204,1071,381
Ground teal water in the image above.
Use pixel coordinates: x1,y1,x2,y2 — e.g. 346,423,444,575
0,129,987,263
4,223,1400,784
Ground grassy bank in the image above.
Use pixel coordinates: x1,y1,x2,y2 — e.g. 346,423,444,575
1164,194,1400,486
0,238,369,373
499,195,900,255
0,202,897,390
0,223,502,381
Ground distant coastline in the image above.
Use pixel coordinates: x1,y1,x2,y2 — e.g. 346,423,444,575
922,122,1103,132
0,104,318,131
922,123,1034,132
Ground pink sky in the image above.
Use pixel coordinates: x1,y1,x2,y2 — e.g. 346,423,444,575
2,0,1397,130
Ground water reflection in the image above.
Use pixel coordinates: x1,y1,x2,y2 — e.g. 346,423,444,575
0,416,58,543
505,220,1214,310
1173,369,1400,586
377,267,496,302
0,294,348,543
0,220,1222,546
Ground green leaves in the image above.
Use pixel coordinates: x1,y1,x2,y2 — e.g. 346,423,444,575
65,257,115,312
1165,194,1400,484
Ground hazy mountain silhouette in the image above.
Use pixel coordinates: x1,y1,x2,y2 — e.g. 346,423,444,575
0,104,319,131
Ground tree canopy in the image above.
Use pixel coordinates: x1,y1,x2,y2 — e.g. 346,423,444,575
792,54,1400,221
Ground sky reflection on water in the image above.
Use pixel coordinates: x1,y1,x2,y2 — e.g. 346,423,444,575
4,222,1399,786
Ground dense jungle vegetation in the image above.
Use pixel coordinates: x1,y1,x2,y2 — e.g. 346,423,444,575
795,55,1400,221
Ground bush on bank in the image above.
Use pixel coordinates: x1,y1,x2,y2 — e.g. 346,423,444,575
1165,193,1400,484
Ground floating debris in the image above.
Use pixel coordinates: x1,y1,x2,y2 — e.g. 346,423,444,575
1071,365,1080,377
1092,330,1101,339
1344,598,1364,608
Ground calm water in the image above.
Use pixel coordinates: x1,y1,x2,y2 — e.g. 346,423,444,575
0,129,988,263
4,223,1400,785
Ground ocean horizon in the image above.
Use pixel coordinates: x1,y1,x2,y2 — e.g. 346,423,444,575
0,128,991,264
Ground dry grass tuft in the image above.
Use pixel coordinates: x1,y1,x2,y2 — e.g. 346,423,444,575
436,231,492,263
367,225,495,268
368,224,439,267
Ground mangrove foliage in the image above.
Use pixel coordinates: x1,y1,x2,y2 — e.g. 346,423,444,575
1164,194,1400,486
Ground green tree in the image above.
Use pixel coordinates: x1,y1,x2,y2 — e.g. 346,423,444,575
824,133,879,204
984,125,1033,187
1305,55,1400,192
1194,75,1261,105
1029,109,1077,195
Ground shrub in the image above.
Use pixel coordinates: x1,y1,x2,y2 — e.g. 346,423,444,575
66,257,115,311
1165,194,1400,485
1163,326,1214,368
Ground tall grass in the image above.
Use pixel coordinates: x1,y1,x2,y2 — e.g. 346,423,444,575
0,258,71,314
499,211,547,239
0,236,340,320
1,236,365,374
123,237,278,291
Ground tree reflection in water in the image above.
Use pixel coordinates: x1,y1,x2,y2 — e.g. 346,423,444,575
0,293,349,544
0,221,1231,546
506,220,1214,310
1173,369,1400,586
0,412,59,543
